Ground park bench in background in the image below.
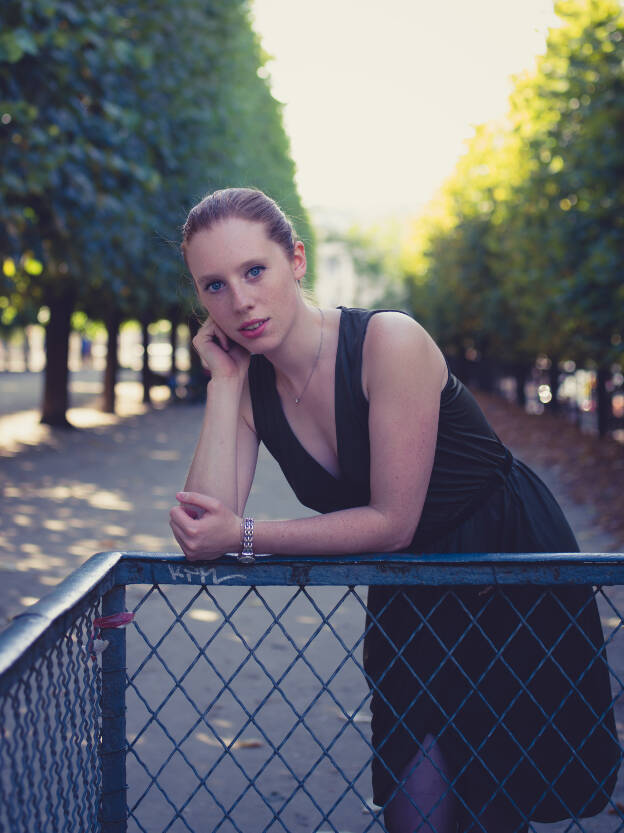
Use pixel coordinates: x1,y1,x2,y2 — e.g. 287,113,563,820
0,551,623,833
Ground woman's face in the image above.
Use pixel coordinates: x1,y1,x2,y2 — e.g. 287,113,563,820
185,218,306,352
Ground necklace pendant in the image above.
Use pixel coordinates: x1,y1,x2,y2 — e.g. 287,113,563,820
292,308,324,409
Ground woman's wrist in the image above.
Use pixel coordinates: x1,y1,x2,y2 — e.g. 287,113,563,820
208,374,246,390
204,375,246,409
206,376,247,406
237,515,255,563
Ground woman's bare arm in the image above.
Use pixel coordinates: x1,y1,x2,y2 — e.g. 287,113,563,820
184,377,258,515
181,316,259,518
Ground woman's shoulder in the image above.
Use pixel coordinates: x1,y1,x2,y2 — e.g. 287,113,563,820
360,310,447,397
338,306,422,351
364,309,435,360
339,306,427,344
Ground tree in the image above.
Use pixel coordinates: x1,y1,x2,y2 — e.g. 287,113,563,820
506,0,624,430
1,0,311,423
0,1,158,424
400,0,624,429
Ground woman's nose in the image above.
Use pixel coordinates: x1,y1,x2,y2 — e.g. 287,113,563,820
230,282,253,312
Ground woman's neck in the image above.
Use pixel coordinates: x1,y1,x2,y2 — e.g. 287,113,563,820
267,303,326,396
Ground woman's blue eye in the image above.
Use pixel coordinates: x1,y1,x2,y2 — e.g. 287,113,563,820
206,280,224,293
248,265,264,278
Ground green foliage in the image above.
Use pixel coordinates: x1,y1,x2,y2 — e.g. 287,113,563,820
402,0,624,370
507,0,624,364
1,0,158,318
0,0,309,324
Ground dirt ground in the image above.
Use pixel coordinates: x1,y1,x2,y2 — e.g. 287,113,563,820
1,384,623,832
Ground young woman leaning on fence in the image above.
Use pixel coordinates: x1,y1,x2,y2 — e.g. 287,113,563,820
170,187,620,833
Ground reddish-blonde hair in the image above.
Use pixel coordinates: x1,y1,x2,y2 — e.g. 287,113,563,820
181,187,297,260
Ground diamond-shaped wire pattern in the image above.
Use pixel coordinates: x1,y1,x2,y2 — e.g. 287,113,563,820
0,598,102,833
123,581,624,833
124,584,375,833
1,557,623,833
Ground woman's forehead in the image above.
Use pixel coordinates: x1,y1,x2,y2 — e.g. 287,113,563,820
186,219,275,273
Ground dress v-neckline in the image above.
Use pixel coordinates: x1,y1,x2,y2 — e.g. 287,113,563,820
269,308,344,482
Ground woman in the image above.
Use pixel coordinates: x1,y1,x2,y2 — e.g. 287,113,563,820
170,187,619,832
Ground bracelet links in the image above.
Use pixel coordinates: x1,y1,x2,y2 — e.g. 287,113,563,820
238,516,255,564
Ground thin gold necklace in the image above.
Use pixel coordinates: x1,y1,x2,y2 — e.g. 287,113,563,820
295,308,324,405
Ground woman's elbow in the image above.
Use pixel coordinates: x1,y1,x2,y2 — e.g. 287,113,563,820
368,504,420,552
382,516,418,552
392,528,416,552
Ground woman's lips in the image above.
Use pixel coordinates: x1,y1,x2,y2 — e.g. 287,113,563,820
239,318,269,339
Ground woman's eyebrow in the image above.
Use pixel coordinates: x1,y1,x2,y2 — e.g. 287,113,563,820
197,258,266,284
197,272,222,284
240,257,266,269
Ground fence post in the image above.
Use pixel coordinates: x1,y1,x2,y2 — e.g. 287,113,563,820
99,583,128,833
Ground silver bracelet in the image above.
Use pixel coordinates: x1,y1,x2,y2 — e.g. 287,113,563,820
238,517,255,564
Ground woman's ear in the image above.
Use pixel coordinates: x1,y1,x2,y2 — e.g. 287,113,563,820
292,240,306,282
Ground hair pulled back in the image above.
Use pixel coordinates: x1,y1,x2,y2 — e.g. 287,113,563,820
181,187,297,260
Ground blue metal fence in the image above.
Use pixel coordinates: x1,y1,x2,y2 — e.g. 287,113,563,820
1,551,623,833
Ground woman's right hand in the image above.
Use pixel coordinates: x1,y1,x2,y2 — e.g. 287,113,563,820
192,318,250,382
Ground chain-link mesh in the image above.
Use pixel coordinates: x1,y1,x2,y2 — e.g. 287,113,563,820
0,597,103,833
123,581,624,833
1,554,622,833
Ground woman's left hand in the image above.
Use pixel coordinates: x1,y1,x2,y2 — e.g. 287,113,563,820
169,491,241,561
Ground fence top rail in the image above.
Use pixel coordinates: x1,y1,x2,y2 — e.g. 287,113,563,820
115,550,624,588
2,549,624,692
0,550,121,689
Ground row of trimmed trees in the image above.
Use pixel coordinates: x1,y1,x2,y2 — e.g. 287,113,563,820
0,0,311,424
401,0,623,435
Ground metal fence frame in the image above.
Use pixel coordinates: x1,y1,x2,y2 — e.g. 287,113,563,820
1,550,624,833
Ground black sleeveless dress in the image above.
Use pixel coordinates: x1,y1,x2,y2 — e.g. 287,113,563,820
248,307,619,824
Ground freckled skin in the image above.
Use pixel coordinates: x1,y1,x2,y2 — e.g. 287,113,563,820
184,219,308,370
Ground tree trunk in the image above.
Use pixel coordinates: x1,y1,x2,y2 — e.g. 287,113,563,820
513,363,528,409
187,316,205,402
22,328,31,371
103,310,120,414
169,314,178,377
141,318,152,406
450,344,470,386
596,366,611,438
477,358,496,393
545,356,560,414
168,313,179,400
41,286,75,427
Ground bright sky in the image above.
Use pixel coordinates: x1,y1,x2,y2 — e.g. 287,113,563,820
251,0,561,223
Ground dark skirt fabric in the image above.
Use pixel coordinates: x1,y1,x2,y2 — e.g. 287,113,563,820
364,459,620,824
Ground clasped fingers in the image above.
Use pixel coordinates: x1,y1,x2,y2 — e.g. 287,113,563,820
169,506,215,561
169,496,240,562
